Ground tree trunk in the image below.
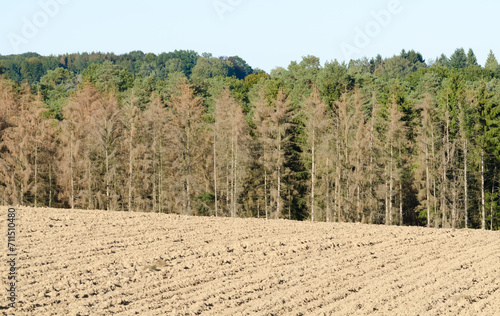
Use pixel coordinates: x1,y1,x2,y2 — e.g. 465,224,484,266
152,166,157,213
491,167,496,231
213,128,218,217
186,125,192,215
357,184,361,222
233,135,238,217
425,143,430,227
87,153,92,210
105,147,110,211
311,130,315,222
34,140,38,208
264,170,268,220
443,104,450,228
70,133,74,209
186,150,191,215
226,160,230,215
128,125,133,211
399,180,403,226
369,99,376,224
389,145,394,225
464,139,468,228
433,179,437,227
326,157,330,222
336,139,341,222
277,131,281,219
48,164,53,208
385,178,389,225
431,127,437,227
231,133,235,217
442,146,447,228
158,144,163,213
288,187,291,220
452,170,457,229
481,147,485,230
398,136,403,227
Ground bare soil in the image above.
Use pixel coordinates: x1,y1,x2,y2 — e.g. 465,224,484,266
1,207,499,315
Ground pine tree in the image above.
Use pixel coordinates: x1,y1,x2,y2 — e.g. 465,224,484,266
59,82,103,209
213,87,249,217
466,49,478,67
351,90,369,223
92,91,122,211
449,48,467,69
415,90,438,227
143,94,170,212
166,80,206,215
300,86,330,221
461,87,478,228
0,78,17,204
485,50,498,71
366,92,384,224
122,91,142,211
252,86,273,219
270,89,293,219
252,87,293,219
0,84,54,206
383,95,407,225
483,80,500,230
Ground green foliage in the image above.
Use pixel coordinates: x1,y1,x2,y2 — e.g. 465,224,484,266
225,56,254,80
400,49,426,72
196,192,215,216
243,71,270,91
191,56,230,82
131,75,156,109
485,80,500,158
39,67,77,119
281,55,322,106
156,71,189,104
436,54,449,68
467,49,478,66
118,69,134,92
317,60,352,104
449,48,467,69
1,48,500,229
485,50,499,71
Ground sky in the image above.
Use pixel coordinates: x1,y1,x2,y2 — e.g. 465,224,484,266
0,0,499,72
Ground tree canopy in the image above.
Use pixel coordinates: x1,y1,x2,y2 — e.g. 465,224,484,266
1,48,500,230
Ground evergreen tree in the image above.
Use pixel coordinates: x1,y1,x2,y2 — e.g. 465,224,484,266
252,85,273,220
437,54,449,67
213,87,249,217
1,50,499,230
59,82,104,210
467,49,478,66
449,48,467,69
0,85,55,206
299,86,330,221
142,94,170,213
166,80,207,215
485,50,499,71
415,88,438,227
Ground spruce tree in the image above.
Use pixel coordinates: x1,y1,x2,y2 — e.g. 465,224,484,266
467,49,478,66
485,50,498,71
449,48,467,69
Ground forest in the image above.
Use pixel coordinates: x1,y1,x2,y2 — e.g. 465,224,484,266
0,48,499,230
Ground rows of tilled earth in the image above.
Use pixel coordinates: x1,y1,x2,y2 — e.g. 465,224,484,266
0,207,499,315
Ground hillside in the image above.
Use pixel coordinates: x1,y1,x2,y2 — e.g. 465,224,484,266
1,207,499,315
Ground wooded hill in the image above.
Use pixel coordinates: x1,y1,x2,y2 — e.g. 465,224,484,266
1,48,499,230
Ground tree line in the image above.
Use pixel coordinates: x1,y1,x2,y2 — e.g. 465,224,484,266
1,48,499,230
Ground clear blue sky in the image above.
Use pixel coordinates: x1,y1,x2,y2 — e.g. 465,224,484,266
1,0,498,72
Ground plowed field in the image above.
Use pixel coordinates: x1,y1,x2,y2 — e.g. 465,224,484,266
1,207,499,315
